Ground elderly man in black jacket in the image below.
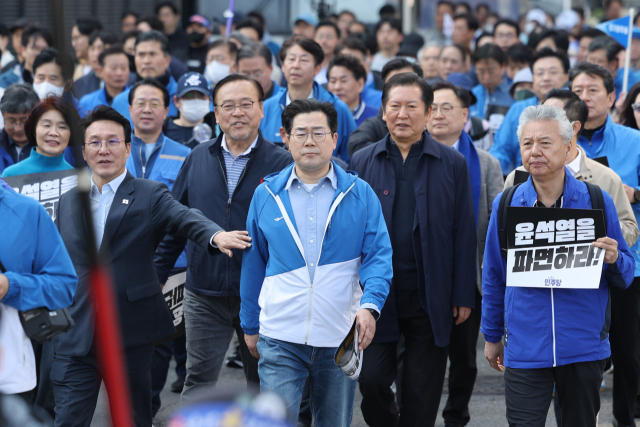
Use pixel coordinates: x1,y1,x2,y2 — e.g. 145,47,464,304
154,74,292,401
350,73,477,427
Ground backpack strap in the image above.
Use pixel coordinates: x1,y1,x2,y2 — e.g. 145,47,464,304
499,183,522,258
584,182,607,234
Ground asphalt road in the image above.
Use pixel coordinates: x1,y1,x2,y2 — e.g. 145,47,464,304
90,335,625,427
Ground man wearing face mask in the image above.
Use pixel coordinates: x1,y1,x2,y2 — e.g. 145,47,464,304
0,27,53,89
204,40,238,88
164,72,215,149
185,15,213,74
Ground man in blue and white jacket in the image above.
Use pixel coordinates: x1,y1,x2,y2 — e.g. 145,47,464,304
482,105,634,427
240,99,392,427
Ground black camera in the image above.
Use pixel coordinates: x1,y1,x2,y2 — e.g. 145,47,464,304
19,307,75,343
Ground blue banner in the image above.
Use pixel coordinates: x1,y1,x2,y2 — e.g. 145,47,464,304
596,16,640,48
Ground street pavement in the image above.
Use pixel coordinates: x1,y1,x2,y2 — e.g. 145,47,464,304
90,335,624,427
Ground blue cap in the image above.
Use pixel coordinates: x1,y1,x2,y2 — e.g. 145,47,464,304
189,15,213,32
176,72,211,98
446,73,478,106
294,14,318,27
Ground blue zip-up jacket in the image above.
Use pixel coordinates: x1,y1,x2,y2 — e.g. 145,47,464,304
260,82,357,164
111,76,178,125
578,115,640,277
361,86,382,109
481,171,634,369
469,79,514,119
489,96,539,174
615,68,639,100
240,161,392,347
0,62,26,89
79,86,128,112
126,133,190,268
0,183,77,311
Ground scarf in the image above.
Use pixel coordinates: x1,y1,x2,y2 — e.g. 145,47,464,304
457,131,481,227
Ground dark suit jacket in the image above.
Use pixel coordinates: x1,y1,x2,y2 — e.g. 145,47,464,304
349,132,477,347
54,172,222,356
71,71,101,100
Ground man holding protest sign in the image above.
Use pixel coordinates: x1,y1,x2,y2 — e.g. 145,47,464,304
481,104,634,427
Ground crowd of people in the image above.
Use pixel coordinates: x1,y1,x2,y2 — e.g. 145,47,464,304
2,1,640,426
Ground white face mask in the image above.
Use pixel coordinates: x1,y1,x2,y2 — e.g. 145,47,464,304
205,61,231,85
180,99,210,123
33,81,64,100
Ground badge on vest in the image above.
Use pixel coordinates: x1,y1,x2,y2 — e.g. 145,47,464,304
122,199,129,204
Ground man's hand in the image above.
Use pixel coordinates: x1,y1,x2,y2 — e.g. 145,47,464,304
485,341,505,372
355,309,376,351
452,306,472,325
0,274,7,300
592,237,619,264
245,334,260,359
624,184,635,204
213,231,252,257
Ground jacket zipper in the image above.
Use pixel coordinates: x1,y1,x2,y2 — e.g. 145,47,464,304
140,142,162,179
217,155,252,215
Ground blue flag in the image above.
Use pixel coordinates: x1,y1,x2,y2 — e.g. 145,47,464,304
596,15,640,48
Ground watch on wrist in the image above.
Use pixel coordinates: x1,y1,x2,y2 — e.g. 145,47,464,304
634,189,640,204
367,308,380,321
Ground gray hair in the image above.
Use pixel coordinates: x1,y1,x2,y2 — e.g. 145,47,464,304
0,83,40,115
417,44,443,60
236,41,272,66
516,104,574,145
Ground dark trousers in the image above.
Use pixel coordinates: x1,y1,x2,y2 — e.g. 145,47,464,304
33,340,55,417
51,343,155,427
443,287,481,426
151,334,187,416
504,359,606,427
359,289,450,427
609,277,640,426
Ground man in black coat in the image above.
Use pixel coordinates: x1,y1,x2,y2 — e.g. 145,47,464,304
350,73,477,427
52,105,250,427
154,74,292,401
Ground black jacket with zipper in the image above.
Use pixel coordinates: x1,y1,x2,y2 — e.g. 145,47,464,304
154,131,292,296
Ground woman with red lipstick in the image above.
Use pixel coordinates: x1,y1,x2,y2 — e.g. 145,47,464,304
1,97,81,177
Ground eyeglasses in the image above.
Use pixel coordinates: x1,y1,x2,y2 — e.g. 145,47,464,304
215,101,255,114
85,139,124,151
632,103,640,113
133,100,164,110
4,118,27,129
290,130,332,143
241,71,265,79
432,103,464,114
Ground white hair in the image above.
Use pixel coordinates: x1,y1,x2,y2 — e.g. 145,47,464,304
516,105,574,145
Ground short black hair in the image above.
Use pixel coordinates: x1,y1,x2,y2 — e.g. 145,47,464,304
247,11,266,28
280,36,324,67
121,30,141,44
338,10,356,19
379,4,397,18
473,43,506,65
530,47,570,74
33,48,74,84
506,43,532,64
569,62,615,94
75,17,103,37
381,58,424,81
98,44,128,67
544,89,588,138
327,54,366,81
89,30,119,47
236,42,272,66
212,74,265,105
453,13,479,31
282,99,338,135
155,1,179,15
335,36,369,57
619,81,640,129
137,15,164,32
135,30,170,56
437,1,455,10
588,36,624,62
455,2,472,13
382,72,434,111
0,23,10,38
128,77,170,107
476,3,490,11
376,18,403,34
21,27,54,48
236,18,264,41
121,11,139,21
430,80,473,108
81,105,132,144
475,32,494,49
316,20,341,39
577,27,605,41
442,44,467,63
208,39,239,60
493,18,520,36
528,29,569,52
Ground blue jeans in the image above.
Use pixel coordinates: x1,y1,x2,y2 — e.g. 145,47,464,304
258,335,357,427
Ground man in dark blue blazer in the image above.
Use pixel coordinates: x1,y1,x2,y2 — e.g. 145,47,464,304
350,73,477,427
52,105,252,427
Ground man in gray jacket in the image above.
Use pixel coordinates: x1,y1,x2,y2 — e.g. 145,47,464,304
427,81,504,427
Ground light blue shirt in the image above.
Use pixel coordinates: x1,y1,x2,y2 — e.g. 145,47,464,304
143,142,158,164
90,170,128,249
221,135,258,198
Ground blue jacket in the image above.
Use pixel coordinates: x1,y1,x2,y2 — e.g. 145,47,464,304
489,96,539,174
354,101,379,127
578,115,640,277
0,183,77,311
79,86,127,112
481,171,634,369
240,161,392,347
615,68,639,100
361,86,382,109
266,80,281,100
112,76,178,125
0,62,26,88
469,79,514,119
127,133,190,269
260,81,357,164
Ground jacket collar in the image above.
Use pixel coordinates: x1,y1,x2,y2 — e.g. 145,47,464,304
519,167,581,207
574,145,593,181
372,131,442,159
265,160,357,195
208,130,266,158
277,81,332,109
